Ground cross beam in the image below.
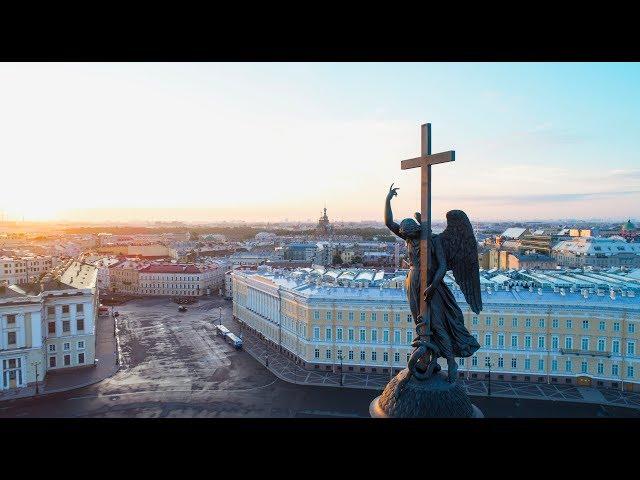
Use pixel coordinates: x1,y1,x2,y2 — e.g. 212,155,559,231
400,123,454,336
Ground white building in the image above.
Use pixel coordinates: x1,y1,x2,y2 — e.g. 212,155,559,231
553,237,640,268
0,255,59,285
0,260,98,392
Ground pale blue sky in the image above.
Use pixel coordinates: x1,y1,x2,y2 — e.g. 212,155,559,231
0,62,638,222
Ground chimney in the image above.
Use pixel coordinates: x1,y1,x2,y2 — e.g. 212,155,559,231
538,288,543,295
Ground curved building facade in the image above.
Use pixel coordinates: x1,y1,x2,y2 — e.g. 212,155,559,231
232,268,640,391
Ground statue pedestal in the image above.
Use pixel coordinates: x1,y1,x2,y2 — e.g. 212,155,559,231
370,368,483,418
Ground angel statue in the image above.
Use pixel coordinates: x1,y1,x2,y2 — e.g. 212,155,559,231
385,183,481,383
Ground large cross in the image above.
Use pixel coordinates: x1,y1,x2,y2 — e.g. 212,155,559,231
401,123,455,337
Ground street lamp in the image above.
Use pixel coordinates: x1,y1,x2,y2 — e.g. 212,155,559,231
219,306,222,326
486,358,492,397
31,361,41,395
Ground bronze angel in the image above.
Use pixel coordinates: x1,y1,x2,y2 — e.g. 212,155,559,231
385,184,481,382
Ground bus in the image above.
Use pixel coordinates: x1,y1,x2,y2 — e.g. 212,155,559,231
224,332,243,350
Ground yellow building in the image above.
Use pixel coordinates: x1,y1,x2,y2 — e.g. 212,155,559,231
232,268,640,391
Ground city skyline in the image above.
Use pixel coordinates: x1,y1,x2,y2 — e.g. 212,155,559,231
1,62,639,223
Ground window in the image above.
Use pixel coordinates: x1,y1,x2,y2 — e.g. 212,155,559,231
348,328,354,341
313,327,320,340
485,356,491,367
371,351,377,362
325,311,332,321
62,305,69,314
538,336,545,349
7,331,16,345
597,362,604,375
348,350,354,361
599,321,605,331
383,352,388,362
48,322,56,334
598,339,605,351
394,313,400,323
525,318,531,328
612,364,619,376
565,360,572,372
472,356,478,367
337,312,343,321
76,304,84,313
383,313,388,322
7,314,15,324
512,317,518,327
371,313,377,322
62,320,70,333
484,334,491,347
78,341,85,350
406,314,412,323
498,317,504,327
472,316,478,325
77,319,84,331
538,319,545,328
394,331,401,343
511,335,518,348
360,312,366,322
582,320,589,330
552,360,558,372
565,337,573,349
47,306,55,315
525,335,531,348
359,329,366,342
394,352,400,363
614,322,620,332
552,319,558,328
325,349,331,359
498,334,504,347
78,353,85,364
581,361,588,374
63,354,71,366
383,330,389,343
498,357,504,368
459,357,465,366
612,340,620,354
552,336,559,349
538,359,544,371
48,344,56,352
63,342,70,351
511,358,517,369
314,349,320,359
524,358,531,370
371,329,378,343
485,316,491,326
627,365,634,378
629,323,636,334
581,338,589,351
325,328,332,341
566,319,572,329
361,351,366,361
49,356,56,368
337,328,343,341
348,312,354,321
627,342,635,356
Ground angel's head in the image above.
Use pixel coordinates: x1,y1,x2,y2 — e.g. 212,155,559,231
399,218,421,239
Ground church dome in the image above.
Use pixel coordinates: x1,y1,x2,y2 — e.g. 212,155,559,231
622,219,636,231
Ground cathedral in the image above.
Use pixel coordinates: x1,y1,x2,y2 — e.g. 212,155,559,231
315,207,332,238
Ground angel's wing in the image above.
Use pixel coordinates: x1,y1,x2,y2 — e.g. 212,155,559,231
439,210,482,314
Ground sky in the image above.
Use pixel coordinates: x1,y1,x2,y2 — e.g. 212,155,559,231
0,62,638,224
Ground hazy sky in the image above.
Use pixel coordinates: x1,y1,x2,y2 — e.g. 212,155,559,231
0,62,638,223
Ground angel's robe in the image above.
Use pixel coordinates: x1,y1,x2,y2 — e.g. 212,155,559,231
404,234,480,359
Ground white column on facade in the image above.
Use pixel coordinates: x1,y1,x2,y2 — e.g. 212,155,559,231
17,314,26,347
70,304,78,335
55,304,62,337
31,311,43,348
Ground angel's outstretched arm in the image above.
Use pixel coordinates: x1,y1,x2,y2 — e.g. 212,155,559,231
385,184,403,239
425,236,447,299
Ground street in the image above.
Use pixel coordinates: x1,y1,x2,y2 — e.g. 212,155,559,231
1,296,639,418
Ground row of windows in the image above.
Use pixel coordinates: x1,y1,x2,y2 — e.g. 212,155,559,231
471,316,635,333
46,304,84,316
312,326,413,344
313,311,413,323
473,332,636,354
314,348,409,363
466,355,636,378
49,353,86,368
48,341,85,352
47,319,85,334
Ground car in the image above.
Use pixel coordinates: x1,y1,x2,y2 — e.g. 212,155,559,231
178,305,187,312
113,311,119,317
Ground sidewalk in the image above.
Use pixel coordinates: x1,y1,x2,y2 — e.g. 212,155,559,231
0,315,120,403
229,317,640,411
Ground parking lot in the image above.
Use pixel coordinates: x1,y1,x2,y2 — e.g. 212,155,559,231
1,296,639,418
